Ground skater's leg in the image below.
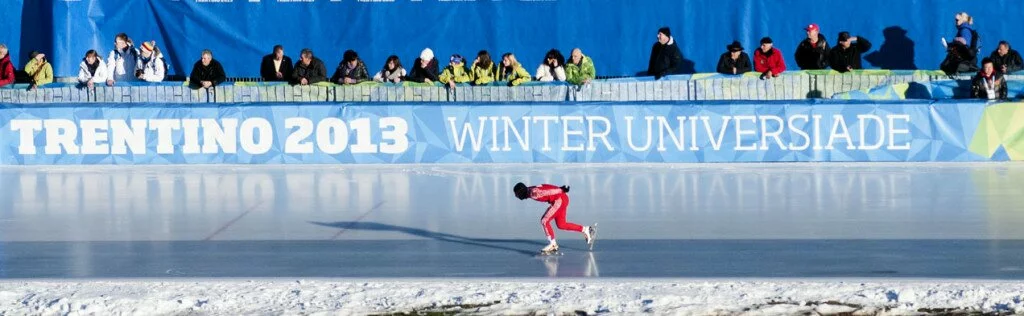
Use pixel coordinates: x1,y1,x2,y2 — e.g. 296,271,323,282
540,203,559,241
553,196,583,233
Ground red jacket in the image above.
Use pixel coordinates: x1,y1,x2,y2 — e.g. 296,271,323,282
754,47,786,75
0,54,14,87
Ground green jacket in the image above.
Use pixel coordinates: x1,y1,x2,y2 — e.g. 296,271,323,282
499,64,531,86
471,63,497,85
25,59,54,85
439,63,472,84
565,55,596,85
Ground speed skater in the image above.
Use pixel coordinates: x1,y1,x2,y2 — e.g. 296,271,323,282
513,182,596,254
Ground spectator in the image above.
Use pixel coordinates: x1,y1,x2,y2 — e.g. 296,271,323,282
794,23,830,70
0,44,14,88
971,58,1007,100
373,55,406,83
292,48,327,85
953,12,975,48
77,50,109,88
135,41,166,82
471,50,497,86
828,32,872,73
940,37,978,75
647,27,683,79
330,50,369,85
498,53,531,86
990,41,1023,74
754,37,786,79
716,41,751,75
260,45,293,82
106,33,139,86
407,48,439,83
24,51,53,90
565,48,596,85
535,49,566,82
439,54,472,88
189,49,227,89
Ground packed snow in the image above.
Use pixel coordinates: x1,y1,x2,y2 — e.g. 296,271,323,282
3,279,1023,315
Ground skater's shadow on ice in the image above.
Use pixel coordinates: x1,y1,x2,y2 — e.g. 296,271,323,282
310,221,582,257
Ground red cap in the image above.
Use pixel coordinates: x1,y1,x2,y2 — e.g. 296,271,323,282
804,23,820,32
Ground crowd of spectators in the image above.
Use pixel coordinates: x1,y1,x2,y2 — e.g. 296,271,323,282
0,11,1018,100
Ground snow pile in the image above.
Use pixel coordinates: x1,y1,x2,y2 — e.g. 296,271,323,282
2,279,1023,315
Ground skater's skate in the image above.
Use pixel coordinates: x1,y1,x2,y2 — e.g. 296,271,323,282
583,224,597,250
540,242,559,255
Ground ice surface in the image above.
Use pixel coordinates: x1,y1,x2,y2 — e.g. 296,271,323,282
2,163,1024,279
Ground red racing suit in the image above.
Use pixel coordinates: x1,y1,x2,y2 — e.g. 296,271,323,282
529,184,584,240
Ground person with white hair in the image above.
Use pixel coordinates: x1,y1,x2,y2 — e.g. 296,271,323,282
406,48,439,83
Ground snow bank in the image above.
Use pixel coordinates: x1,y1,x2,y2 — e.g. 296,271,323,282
2,279,1023,315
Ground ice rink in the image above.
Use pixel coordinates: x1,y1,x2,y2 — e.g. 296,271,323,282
3,163,1024,279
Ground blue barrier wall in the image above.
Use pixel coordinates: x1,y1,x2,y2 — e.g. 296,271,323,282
10,0,1024,78
2,100,1020,165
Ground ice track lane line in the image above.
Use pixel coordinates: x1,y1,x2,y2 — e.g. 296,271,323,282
201,200,263,241
330,201,385,240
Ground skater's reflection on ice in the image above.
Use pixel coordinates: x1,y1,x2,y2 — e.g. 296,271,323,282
541,252,600,277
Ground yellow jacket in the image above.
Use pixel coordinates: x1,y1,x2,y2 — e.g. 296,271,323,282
25,59,54,85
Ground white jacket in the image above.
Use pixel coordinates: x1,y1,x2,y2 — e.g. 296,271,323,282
136,53,166,82
535,64,566,82
373,67,407,82
106,47,139,81
77,60,110,84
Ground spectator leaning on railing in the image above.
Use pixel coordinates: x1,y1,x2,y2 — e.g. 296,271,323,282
106,33,139,86
990,41,1023,74
828,32,872,73
716,41,751,75
331,50,369,85
647,27,683,79
565,48,595,85
136,41,166,82
535,49,566,82
439,54,472,88
407,48,440,84
24,51,53,90
373,55,406,83
189,49,227,89
795,23,830,70
754,37,785,79
471,50,497,86
0,44,15,87
260,45,293,82
292,48,327,85
499,53,531,86
972,58,1007,100
77,50,109,88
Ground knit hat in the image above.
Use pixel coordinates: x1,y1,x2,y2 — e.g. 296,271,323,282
760,37,773,44
141,41,154,52
420,48,434,61
837,31,851,43
658,27,671,37
450,54,464,64
727,41,744,52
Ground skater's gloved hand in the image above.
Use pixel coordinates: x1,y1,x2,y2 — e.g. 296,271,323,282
560,185,570,193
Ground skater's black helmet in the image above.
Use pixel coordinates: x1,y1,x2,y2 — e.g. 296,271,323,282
513,182,529,200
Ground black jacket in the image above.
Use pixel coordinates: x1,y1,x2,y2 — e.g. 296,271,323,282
406,58,439,83
716,52,751,75
647,38,684,79
260,54,294,82
971,72,1008,100
292,57,328,85
941,42,978,75
794,34,830,70
189,59,227,88
331,61,370,84
828,37,872,72
989,49,1023,74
